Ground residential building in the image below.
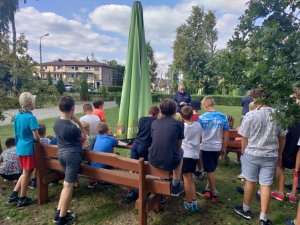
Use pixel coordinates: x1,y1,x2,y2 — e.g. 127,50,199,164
38,59,123,88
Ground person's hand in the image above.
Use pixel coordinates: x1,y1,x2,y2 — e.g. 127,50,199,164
276,155,282,167
221,148,226,156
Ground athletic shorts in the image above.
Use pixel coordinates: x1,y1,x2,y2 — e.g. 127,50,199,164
0,173,22,181
241,153,277,186
19,155,36,170
201,150,220,173
282,148,299,169
58,151,82,183
130,142,149,161
182,158,198,174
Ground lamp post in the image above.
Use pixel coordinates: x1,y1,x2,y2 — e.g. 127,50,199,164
39,33,49,78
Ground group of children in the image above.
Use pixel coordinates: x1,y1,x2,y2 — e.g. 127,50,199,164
1,86,300,225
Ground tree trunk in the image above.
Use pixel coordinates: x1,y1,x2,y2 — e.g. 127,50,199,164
11,12,16,54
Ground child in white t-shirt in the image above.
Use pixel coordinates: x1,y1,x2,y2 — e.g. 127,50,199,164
180,106,202,212
79,103,100,137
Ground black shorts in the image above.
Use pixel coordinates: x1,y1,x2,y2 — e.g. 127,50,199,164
202,150,220,173
182,158,198,174
0,173,22,181
282,148,299,169
58,151,82,183
131,142,149,161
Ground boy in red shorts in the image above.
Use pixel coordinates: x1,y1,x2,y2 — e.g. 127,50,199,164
7,92,40,207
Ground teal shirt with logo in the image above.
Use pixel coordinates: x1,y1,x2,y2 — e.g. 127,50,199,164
14,111,39,156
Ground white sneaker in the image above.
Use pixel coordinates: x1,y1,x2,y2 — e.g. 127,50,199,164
237,174,244,179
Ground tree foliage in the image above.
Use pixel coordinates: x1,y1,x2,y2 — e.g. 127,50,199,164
146,41,157,83
166,63,179,93
229,0,300,128
79,74,89,101
173,6,218,93
0,0,19,53
56,77,65,95
47,72,53,85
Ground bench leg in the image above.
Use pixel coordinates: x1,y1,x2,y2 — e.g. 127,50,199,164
37,176,48,204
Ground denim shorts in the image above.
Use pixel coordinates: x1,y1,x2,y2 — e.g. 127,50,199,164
58,151,82,183
241,153,277,186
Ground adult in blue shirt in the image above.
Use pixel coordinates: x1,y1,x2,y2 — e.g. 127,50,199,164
173,84,191,112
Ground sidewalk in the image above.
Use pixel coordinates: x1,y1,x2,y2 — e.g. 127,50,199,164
0,101,117,127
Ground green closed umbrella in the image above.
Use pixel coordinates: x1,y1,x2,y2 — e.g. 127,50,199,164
117,1,152,140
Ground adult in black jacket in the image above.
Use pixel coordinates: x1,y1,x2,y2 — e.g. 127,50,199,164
173,84,191,112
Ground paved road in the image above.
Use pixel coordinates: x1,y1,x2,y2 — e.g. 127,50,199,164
0,101,117,127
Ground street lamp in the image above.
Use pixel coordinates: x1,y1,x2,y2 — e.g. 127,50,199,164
39,33,49,78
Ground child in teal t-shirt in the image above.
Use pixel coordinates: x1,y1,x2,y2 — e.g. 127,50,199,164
7,92,40,207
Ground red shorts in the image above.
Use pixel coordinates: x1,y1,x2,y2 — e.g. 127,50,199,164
19,155,36,170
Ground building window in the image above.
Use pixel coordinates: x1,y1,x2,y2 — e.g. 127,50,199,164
75,66,78,71
85,66,91,70
71,74,74,78
57,66,62,70
70,66,75,70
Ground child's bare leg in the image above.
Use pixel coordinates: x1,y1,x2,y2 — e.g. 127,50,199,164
207,172,217,193
173,159,183,181
13,175,22,192
243,180,256,206
57,181,74,217
183,173,195,202
20,170,31,197
31,169,36,179
197,159,203,172
275,166,285,195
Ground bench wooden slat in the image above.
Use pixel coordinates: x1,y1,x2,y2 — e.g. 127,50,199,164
144,162,170,179
82,150,140,172
146,178,170,196
43,172,64,185
42,144,59,158
45,159,140,188
228,129,242,139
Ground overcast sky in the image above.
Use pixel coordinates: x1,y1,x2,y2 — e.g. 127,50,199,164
17,0,248,74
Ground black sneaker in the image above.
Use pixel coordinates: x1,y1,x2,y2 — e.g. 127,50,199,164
17,197,35,207
171,182,184,197
7,195,19,204
259,219,273,225
160,196,167,204
123,190,138,204
234,205,252,220
53,210,74,224
57,213,76,225
28,179,37,189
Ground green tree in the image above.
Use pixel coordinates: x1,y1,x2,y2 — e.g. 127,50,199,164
56,77,65,95
0,0,19,53
47,72,53,85
79,74,89,101
107,60,125,86
229,0,300,127
166,63,179,93
173,6,218,93
146,41,157,83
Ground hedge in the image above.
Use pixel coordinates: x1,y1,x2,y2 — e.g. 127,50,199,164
115,93,242,106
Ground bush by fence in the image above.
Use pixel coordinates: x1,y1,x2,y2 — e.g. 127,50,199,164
115,93,242,106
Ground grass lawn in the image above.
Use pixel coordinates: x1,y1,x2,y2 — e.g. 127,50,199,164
0,105,297,225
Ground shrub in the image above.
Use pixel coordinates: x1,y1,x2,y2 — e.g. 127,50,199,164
106,86,122,93
115,93,242,107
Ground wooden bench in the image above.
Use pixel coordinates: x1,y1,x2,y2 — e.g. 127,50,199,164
225,129,242,164
34,143,171,225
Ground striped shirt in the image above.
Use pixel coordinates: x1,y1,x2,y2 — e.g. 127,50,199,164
238,107,286,157
198,111,230,152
